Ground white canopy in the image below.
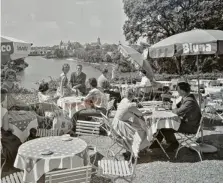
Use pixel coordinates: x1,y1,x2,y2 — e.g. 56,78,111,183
1,35,32,61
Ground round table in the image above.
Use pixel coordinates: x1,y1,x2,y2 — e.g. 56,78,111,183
8,111,38,143
57,96,86,118
14,136,88,183
144,110,181,143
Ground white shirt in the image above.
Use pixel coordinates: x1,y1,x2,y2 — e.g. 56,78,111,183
140,76,151,93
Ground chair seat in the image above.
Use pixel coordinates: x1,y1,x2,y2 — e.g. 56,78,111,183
175,133,199,147
1,172,24,183
98,160,131,177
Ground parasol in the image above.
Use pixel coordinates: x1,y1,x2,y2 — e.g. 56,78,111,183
118,44,155,82
1,35,32,62
149,29,223,153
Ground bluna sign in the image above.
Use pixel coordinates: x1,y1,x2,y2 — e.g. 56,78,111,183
182,43,212,54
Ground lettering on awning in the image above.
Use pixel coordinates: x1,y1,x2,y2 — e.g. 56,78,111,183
17,46,28,51
182,43,212,54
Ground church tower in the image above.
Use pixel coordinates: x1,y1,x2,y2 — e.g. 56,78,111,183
97,37,101,45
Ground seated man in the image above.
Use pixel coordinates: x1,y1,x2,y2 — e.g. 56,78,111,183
150,82,202,151
70,64,87,95
98,68,110,90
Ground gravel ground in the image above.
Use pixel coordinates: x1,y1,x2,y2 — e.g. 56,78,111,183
1,98,223,182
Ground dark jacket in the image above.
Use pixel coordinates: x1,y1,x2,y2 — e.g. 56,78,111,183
69,72,86,94
176,94,201,134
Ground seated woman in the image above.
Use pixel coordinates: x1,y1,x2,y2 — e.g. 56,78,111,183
56,63,72,97
1,71,55,129
38,82,58,103
72,78,108,131
1,69,31,110
112,88,150,153
1,88,22,166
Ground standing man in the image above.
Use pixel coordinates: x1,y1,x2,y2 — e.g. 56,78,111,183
70,64,87,95
138,70,152,100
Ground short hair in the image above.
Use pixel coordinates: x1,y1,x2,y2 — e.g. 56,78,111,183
125,88,135,99
163,86,170,92
77,64,83,69
88,78,97,88
140,70,147,75
1,88,8,95
39,82,49,93
102,68,108,74
1,88,8,100
177,82,191,93
62,63,70,72
5,69,16,80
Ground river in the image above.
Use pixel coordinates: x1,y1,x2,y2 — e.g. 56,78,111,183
18,56,101,89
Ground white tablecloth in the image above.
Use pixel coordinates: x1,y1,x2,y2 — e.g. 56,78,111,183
14,136,88,183
144,110,181,143
8,111,38,143
157,81,172,86
57,96,86,118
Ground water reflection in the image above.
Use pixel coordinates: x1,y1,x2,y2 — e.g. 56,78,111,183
18,56,101,89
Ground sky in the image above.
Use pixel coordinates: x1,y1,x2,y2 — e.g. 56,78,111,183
1,0,128,46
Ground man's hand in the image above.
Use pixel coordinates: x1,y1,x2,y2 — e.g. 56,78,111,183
172,108,177,114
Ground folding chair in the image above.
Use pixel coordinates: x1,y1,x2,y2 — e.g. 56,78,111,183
36,128,61,137
1,172,24,183
76,120,102,166
45,165,92,183
98,130,141,182
1,142,6,176
98,113,127,159
175,113,205,161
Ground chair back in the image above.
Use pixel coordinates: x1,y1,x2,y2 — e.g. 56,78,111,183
1,172,24,183
195,108,206,138
76,120,101,136
36,129,60,137
106,99,116,116
45,165,92,183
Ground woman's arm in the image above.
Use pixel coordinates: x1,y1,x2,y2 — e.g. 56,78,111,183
2,110,9,131
128,105,143,117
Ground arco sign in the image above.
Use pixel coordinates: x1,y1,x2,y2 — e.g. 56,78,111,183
1,43,14,54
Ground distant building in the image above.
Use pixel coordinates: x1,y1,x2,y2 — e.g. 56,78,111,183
84,37,101,49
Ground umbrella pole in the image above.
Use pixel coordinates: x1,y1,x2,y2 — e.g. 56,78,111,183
197,55,217,153
196,55,201,107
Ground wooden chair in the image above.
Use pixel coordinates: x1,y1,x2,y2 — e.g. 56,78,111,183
76,120,101,166
36,128,61,137
45,165,92,183
1,166,92,183
1,142,6,176
98,130,141,182
175,112,205,161
76,120,101,136
1,172,24,183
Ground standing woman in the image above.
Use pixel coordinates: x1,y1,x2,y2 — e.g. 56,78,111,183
56,63,72,97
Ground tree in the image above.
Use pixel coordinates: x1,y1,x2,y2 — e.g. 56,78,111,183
54,49,64,58
123,0,223,44
103,54,112,63
123,0,223,74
